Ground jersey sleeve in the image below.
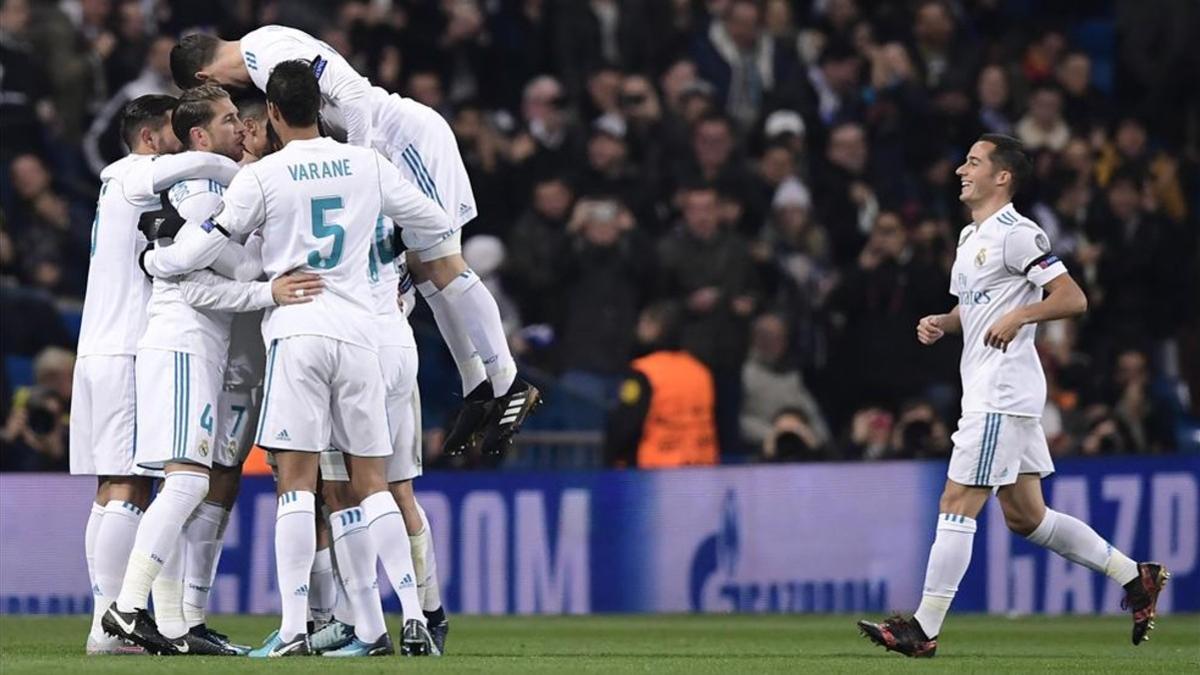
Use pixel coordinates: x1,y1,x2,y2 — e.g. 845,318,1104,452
177,269,274,312
152,152,239,192
375,152,452,234
1003,223,1067,287
213,167,267,238
142,221,230,277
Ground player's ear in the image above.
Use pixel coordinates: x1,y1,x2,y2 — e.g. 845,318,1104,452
195,70,211,84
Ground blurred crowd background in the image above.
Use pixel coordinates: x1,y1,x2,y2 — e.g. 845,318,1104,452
1,0,1198,471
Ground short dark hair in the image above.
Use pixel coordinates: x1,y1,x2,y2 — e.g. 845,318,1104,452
978,133,1031,196
266,60,321,127
119,94,178,148
170,33,220,89
234,90,268,121
172,85,231,150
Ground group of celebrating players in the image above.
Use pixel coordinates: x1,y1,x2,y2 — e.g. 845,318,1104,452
67,21,1171,661
71,25,539,658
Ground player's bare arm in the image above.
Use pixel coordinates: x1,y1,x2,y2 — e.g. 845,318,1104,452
917,307,961,345
983,273,1087,352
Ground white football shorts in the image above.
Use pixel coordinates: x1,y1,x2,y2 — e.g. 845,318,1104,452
134,349,222,471
69,354,137,476
379,98,476,261
948,411,1055,487
213,387,259,468
320,344,422,483
255,335,390,457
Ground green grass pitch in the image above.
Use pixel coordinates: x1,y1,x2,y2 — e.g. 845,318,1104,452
1,614,1198,673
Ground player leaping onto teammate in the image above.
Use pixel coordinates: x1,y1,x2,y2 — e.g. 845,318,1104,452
170,26,542,456
857,134,1169,658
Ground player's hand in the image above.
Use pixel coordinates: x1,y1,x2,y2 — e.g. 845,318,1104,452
916,314,946,345
272,273,325,306
983,310,1027,352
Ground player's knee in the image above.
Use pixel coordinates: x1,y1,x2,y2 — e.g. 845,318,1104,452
162,469,210,511
207,465,242,508
350,472,387,503
321,480,352,512
1002,508,1042,536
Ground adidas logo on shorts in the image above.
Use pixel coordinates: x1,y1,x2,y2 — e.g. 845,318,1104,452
276,430,291,441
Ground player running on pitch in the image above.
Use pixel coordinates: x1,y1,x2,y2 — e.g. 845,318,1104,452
857,134,1169,657
170,26,541,456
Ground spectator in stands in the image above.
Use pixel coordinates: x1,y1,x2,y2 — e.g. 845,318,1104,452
812,121,878,265
759,407,826,462
740,313,830,450
658,184,759,455
690,0,799,132
890,399,951,459
976,64,1015,135
1108,349,1176,454
554,198,655,425
83,34,176,176
1016,84,1071,152
504,174,573,325
1095,116,1188,224
0,346,73,471
1056,50,1107,135
825,211,947,426
552,0,653,106
606,302,718,468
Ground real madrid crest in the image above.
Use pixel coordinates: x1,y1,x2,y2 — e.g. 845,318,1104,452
975,247,987,267
199,439,209,457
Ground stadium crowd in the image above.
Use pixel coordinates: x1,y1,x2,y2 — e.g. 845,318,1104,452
1,0,1197,470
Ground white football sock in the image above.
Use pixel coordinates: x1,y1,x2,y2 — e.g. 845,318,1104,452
913,514,976,638
274,490,316,641
116,472,208,612
309,547,336,626
437,270,517,395
182,501,226,628
419,280,488,395
95,501,142,618
1026,508,1139,585
330,506,387,642
361,491,424,625
152,537,187,639
409,501,443,612
330,551,355,626
85,502,105,635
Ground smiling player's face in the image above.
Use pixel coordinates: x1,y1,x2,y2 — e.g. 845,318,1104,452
956,141,1003,206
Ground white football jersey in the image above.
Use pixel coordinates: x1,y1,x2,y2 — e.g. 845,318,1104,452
240,25,390,148
215,137,449,350
76,154,157,357
138,177,240,363
367,216,415,348
950,203,1067,417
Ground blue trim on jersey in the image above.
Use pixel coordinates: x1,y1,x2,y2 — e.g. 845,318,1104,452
256,340,279,444
401,145,443,208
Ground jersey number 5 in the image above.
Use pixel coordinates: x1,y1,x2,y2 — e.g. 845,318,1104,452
308,196,346,269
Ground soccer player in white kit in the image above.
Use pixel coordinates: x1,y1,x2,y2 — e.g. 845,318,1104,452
858,135,1169,657
309,224,449,657
169,26,542,457
101,85,323,656
71,94,243,655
